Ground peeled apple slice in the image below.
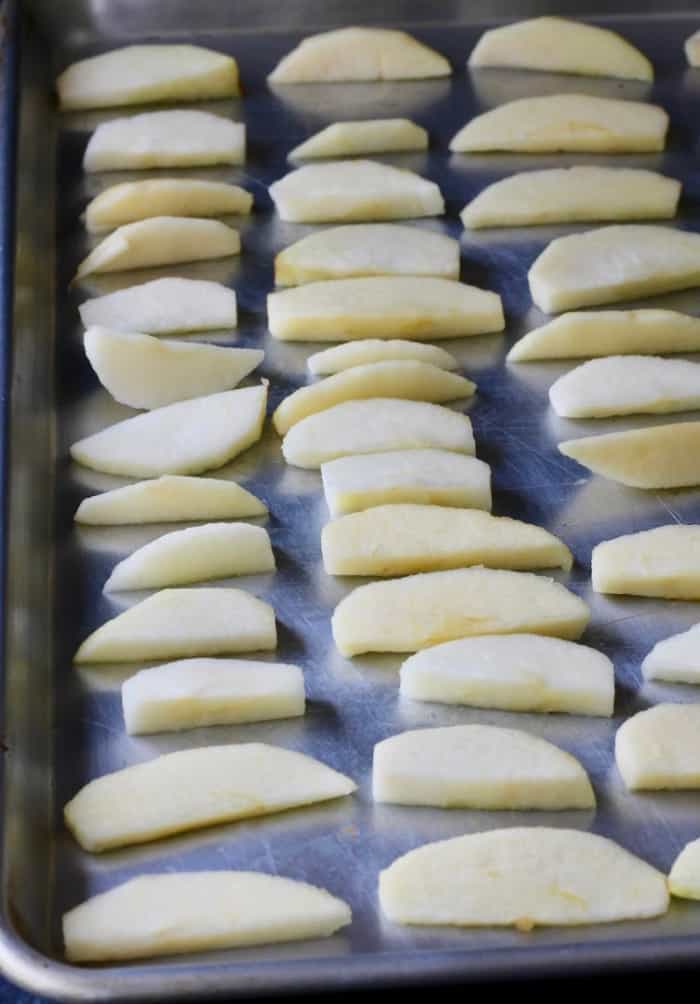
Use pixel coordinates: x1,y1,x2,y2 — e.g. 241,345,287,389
468,17,653,80
559,422,700,490
450,94,667,154
268,27,450,83
104,523,275,592
63,871,350,962
400,634,614,717
379,828,668,928
268,277,504,342
592,524,700,600
373,724,594,809
79,278,238,334
289,119,427,160
282,399,474,469
57,44,239,110
272,362,475,435
508,310,700,362
122,658,304,734
616,704,700,790
269,161,444,223
529,226,700,313
85,179,252,232
275,225,459,286
332,568,589,656
83,110,245,172
322,450,491,516
686,31,700,66
669,839,700,900
70,384,266,477
308,340,457,375
74,588,276,664
322,505,571,576
64,743,355,851
642,623,700,683
461,167,679,229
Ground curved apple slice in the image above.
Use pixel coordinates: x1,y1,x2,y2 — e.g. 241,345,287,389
308,339,457,375
685,30,700,66
616,704,700,790
289,119,427,160
642,623,700,683
79,278,238,334
85,179,252,232
669,838,700,900
592,524,700,599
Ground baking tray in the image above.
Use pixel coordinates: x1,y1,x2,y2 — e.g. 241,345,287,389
3,0,700,998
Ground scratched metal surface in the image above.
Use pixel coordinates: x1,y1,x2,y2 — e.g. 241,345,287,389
3,0,700,999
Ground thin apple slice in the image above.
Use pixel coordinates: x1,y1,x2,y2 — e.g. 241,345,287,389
289,119,427,160
63,871,350,962
79,278,238,334
282,399,474,469
642,623,700,683
332,568,589,656
83,110,245,172
122,658,304,734
322,505,571,576
559,422,700,489
669,839,700,900
685,30,700,66
269,161,444,223
322,450,491,516
379,829,668,928
74,588,276,664
70,384,266,477
85,179,252,232
400,634,614,717
616,704,700,790
276,225,459,286
592,524,700,599
529,225,700,312
64,743,355,851
308,340,458,375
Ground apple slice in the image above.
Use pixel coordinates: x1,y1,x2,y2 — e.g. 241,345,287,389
508,309,700,362
57,44,239,110
70,384,266,477
450,95,667,153
322,505,571,576
268,27,450,83
559,421,700,489
400,634,614,717
74,588,276,664
122,658,304,734
669,839,700,900
282,399,474,469
685,30,700,66
379,828,668,928
322,450,491,516
63,871,350,962
75,476,266,525
84,327,262,409
616,704,700,790
83,110,245,172
529,225,700,313
332,567,589,656
85,179,252,232
276,225,459,286
289,119,427,160
592,524,700,599
269,161,444,223
268,277,504,342
468,17,653,80
309,339,458,375
64,743,355,852
104,523,275,592
272,362,475,435
461,167,679,229
642,623,700,683
79,278,238,334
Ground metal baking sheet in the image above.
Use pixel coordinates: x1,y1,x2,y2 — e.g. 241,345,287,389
3,0,700,998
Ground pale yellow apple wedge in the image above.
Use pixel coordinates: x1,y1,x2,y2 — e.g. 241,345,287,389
273,362,475,435
85,179,252,232
308,340,458,375
104,523,275,592
559,422,700,490
63,872,350,962
642,623,700,683
332,567,589,656
57,44,240,109
616,704,700,790
379,829,668,928
74,588,276,664
373,724,594,809
64,743,355,851
289,119,427,160
122,658,304,734
276,225,459,286
669,839,700,900
79,278,238,334
685,30,700,66
70,384,266,477
282,399,474,469
400,634,614,716
268,27,450,83
322,505,571,576
592,524,700,599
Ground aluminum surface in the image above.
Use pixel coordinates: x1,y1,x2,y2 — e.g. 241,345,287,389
3,1,700,999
